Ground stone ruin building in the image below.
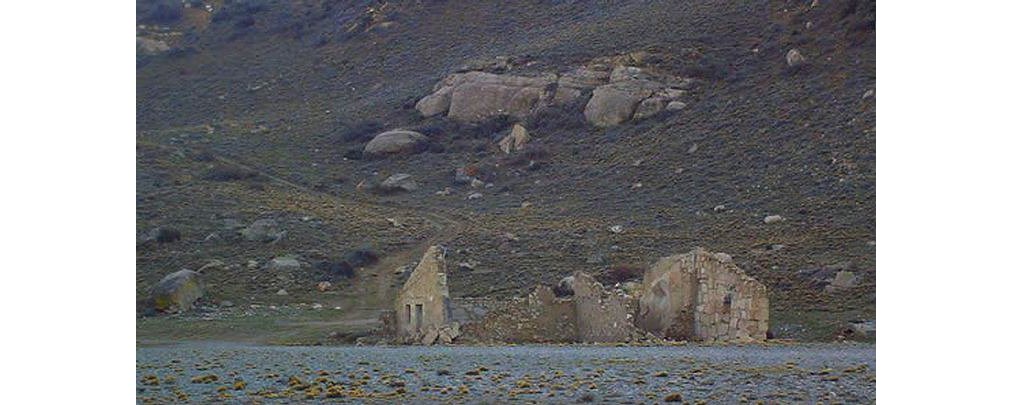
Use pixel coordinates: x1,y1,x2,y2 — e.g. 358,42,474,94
391,246,768,344
636,248,769,342
393,245,461,345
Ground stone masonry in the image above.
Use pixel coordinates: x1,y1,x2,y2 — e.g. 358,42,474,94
636,248,769,342
395,246,450,338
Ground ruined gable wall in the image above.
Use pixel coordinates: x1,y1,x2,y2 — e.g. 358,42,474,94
693,251,769,341
635,248,769,342
395,246,450,336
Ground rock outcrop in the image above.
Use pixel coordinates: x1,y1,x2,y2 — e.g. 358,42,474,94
363,130,429,156
150,270,204,312
415,54,696,127
583,66,692,126
636,248,769,342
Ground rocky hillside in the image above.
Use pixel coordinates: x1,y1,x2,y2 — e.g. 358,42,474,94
137,0,875,341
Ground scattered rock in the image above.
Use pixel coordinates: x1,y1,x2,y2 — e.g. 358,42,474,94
825,270,858,292
242,219,284,243
713,204,726,213
220,300,234,308
786,48,806,67
863,89,875,99
142,227,181,244
363,130,429,156
609,225,624,234
763,215,785,224
276,289,289,296
467,192,483,200
379,173,418,192
499,124,531,154
317,281,332,292
454,165,480,184
846,320,876,337
267,256,301,272
137,37,170,55
687,143,698,154
197,259,225,273
666,100,687,110
150,270,204,312
421,326,439,345
663,392,683,402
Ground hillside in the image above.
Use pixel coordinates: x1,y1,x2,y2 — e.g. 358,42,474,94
136,0,875,342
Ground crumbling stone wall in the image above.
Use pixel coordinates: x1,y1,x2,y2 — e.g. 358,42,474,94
636,248,769,342
395,246,450,337
572,272,637,343
462,286,577,343
464,272,638,343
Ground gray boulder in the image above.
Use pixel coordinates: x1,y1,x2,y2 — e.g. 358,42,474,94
363,130,429,156
241,219,284,242
583,81,658,127
415,87,453,117
150,270,204,312
379,173,419,192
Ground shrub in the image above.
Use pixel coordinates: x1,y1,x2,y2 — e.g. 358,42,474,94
140,0,183,24
338,120,382,143
345,248,378,268
203,163,258,181
600,265,645,285
317,260,355,279
524,96,590,133
501,143,551,167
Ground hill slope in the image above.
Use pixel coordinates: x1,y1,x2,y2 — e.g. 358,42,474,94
137,0,875,341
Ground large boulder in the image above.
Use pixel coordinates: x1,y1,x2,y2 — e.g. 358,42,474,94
150,270,204,312
241,219,284,242
415,87,454,117
363,130,429,156
583,81,657,127
446,74,553,122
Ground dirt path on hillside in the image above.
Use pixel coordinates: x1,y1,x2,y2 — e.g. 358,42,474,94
138,138,470,328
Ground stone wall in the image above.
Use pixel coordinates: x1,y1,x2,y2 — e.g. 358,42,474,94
462,272,638,343
461,286,577,343
572,272,637,343
636,248,769,342
395,246,450,337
